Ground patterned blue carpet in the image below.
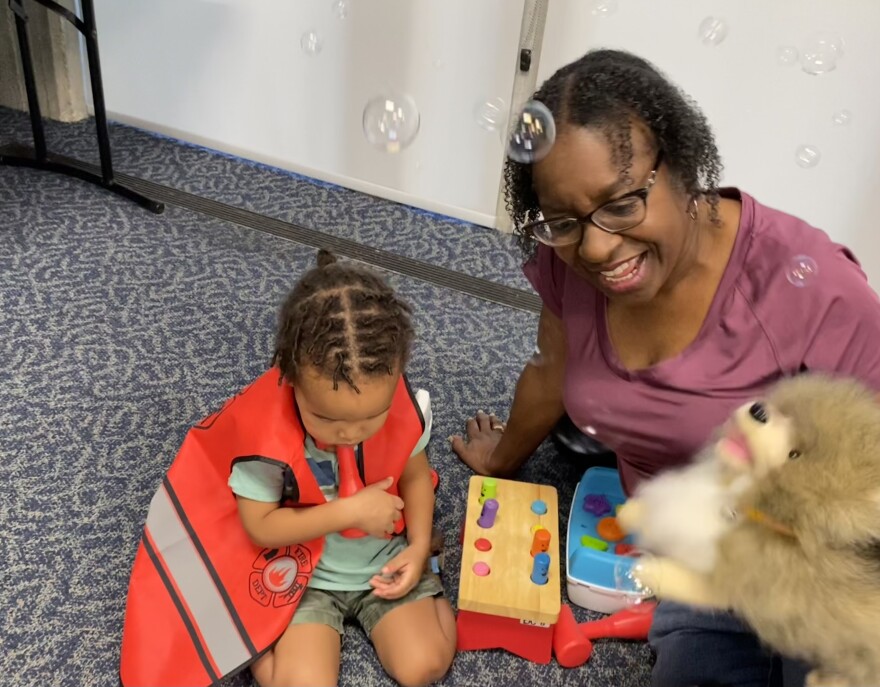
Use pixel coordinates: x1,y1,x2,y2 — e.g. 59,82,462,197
0,106,652,686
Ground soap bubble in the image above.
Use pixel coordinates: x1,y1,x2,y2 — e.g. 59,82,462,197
362,94,420,153
300,31,322,56
832,109,852,126
613,558,654,607
506,100,556,164
776,46,798,66
331,0,349,19
590,0,618,16
474,97,506,133
801,31,844,75
795,145,821,169
699,17,728,46
786,255,818,287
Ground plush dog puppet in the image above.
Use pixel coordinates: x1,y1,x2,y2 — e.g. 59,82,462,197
618,375,880,687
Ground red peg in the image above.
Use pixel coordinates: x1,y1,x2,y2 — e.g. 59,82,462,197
552,604,593,668
578,602,656,641
337,445,367,538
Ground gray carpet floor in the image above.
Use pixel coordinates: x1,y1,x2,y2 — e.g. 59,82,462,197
0,106,653,686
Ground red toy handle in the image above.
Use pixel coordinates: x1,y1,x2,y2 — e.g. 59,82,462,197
336,445,367,538
551,602,655,669
579,602,656,641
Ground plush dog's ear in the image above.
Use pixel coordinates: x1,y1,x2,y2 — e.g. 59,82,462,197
797,487,880,554
864,490,880,561
741,479,880,554
852,488,880,565
854,538,880,566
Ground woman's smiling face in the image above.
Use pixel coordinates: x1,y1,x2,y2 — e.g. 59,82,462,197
531,125,697,305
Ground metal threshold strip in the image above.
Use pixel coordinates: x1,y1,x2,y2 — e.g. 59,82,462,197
2,143,541,314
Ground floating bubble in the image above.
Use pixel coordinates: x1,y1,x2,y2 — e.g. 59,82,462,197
786,255,818,287
776,45,798,66
300,30,322,56
832,109,852,126
590,0,618,16
506,100,556,164
795,144,821,169
699,17,728,46
613,558,654,607
331,0,349,19
362,94,420,153
801,31,844,75
474,97,506,133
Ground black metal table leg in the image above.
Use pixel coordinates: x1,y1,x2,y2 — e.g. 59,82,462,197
0,0,164,214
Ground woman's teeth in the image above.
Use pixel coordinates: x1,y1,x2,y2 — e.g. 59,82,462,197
600,255,643,282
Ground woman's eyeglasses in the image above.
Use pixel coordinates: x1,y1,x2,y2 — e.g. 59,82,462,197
524,151,664,247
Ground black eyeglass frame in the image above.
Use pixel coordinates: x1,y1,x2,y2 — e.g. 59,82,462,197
524,150,665,246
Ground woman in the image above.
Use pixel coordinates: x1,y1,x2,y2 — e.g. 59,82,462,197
451,49,880,687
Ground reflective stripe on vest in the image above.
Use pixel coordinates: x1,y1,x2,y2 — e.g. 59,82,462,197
144,478,254,680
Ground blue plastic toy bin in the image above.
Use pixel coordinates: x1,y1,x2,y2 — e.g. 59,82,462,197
565,467,645,613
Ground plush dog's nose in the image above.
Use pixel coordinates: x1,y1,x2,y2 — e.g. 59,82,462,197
749,402,769,424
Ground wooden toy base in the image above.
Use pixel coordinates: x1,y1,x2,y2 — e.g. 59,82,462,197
456,610,553,664
456,476,561,664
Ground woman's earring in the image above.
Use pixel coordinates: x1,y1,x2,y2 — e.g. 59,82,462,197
688,198,699,221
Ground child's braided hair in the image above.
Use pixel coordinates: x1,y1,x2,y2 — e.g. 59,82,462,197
272,250,414,392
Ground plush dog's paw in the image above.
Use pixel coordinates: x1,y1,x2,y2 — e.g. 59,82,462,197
616,499,645,534
805,670,851,687
630,556,726,608
629,556,661,596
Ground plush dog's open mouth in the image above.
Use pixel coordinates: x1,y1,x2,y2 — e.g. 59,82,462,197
718,425,752,465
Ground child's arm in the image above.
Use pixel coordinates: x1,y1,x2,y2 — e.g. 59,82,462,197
236,497,354,549
395,449,435,556
369,450,435,599
237,475,403,548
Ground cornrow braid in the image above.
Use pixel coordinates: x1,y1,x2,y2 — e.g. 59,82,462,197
272,250,414,392
504,48,723,258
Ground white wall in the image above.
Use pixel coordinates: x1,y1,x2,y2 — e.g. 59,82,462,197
91,0,525,227
89,1,879,286
539,0,880,288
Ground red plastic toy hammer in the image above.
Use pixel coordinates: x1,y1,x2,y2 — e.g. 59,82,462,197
336,445,367,538
552,602,657,669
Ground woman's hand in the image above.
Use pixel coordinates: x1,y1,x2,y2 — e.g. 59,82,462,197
368,544,429,600
450,410,507,475
450,307,566,477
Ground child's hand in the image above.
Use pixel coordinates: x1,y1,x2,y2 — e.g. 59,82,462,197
346,476,404,539
369,544,428,600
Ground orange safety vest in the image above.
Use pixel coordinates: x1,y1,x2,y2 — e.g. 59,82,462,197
119,367,425,687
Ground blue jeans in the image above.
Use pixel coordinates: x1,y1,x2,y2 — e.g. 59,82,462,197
649,602,811,687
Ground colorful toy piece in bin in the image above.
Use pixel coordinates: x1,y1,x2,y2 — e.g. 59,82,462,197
566,467,653,613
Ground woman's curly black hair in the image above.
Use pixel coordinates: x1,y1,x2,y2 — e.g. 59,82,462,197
505,49,723,258
272,250,414,392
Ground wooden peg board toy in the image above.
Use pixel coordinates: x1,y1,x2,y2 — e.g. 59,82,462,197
456,476,561,664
